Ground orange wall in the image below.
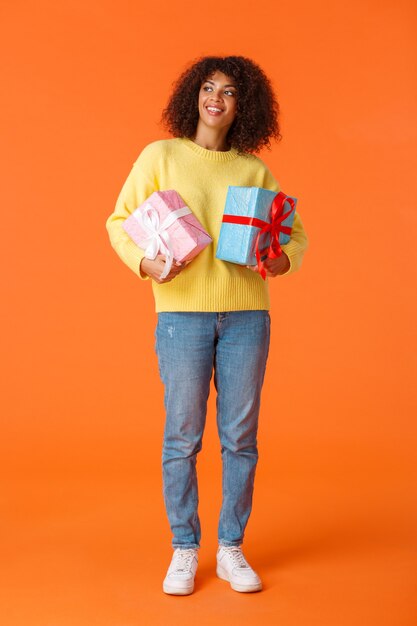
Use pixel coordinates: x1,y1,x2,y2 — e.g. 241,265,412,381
1,1,417,624
0,0,417,482
0,0,417,467
1,0,416,538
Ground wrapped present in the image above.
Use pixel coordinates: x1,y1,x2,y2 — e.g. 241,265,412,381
123,190,212,279
215,186,296,279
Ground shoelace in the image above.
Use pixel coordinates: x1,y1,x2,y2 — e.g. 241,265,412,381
172,549,196,573
223,547,249,569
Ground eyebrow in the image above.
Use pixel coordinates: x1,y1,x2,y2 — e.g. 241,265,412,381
205,79,237,88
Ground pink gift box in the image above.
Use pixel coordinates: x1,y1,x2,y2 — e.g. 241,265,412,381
122,190,212,271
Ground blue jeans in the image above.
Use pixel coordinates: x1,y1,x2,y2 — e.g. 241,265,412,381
155,311,271,549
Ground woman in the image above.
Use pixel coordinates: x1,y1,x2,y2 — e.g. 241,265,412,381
106,56,308,595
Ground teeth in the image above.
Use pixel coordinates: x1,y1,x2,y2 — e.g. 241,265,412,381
207,107,222,112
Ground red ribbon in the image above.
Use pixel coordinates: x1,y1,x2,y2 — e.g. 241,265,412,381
222,191,295,280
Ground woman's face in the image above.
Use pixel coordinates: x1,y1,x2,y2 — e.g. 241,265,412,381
197,70,237,133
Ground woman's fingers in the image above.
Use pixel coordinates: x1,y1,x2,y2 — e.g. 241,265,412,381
141,255,192,283
153,256,188,283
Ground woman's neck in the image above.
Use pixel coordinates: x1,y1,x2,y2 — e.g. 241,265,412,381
191,124,231,152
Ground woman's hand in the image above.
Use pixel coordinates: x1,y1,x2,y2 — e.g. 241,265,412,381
246,252,290,277
140,255,190,284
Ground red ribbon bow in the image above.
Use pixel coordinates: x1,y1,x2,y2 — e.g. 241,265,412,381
222,191,295,280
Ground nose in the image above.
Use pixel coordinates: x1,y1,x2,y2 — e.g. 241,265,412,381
210,96,223,107
210,88,223,101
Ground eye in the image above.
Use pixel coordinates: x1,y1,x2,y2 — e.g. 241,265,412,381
203,85,213,92
225,90,236,97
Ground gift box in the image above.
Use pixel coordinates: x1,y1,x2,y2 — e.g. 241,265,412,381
123,190,212,279
215,186,296,270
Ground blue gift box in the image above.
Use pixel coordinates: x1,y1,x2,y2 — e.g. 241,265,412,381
216,186,297,266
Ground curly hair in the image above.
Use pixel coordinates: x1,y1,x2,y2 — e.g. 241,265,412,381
161,56,282,154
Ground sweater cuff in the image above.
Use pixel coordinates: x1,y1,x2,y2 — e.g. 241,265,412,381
139,258,150,280
117,237,150,281
280,239,302,276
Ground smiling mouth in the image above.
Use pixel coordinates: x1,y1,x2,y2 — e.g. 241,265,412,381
206,106,224,114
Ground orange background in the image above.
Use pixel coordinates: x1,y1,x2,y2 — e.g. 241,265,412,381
1,1,416,624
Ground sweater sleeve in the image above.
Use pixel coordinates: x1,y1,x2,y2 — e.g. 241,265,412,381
105,143,161,280
279,211,309,275
261,164,309,276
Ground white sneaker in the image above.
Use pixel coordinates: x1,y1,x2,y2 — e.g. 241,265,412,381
163,547,199,595
216,545,262,592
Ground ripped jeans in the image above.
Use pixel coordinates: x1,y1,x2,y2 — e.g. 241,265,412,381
155,311,270,549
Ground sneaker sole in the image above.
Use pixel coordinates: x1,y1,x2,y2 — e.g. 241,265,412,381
163,582,194,595
216,566,262,593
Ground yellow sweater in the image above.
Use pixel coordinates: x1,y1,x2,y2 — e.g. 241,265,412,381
106,137,308,312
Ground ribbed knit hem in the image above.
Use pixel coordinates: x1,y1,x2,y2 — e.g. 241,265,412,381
180,137,239,162
152,275,270,312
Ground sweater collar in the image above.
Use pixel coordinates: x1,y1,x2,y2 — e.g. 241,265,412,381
179,137,239,162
